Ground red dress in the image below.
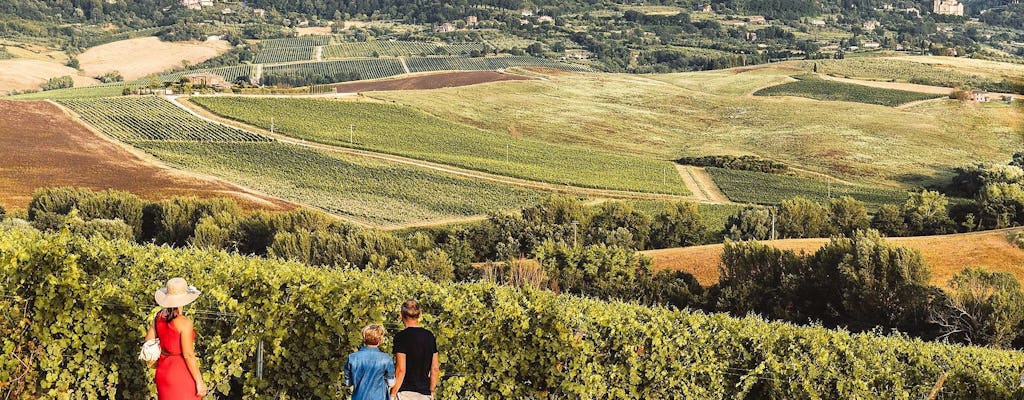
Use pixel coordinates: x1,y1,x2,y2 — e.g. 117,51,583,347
154,317,200,400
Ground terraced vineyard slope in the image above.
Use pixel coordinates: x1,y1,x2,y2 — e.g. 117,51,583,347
61,97,272,143
706,167,908,206
138,141,543,227
192,97,688,195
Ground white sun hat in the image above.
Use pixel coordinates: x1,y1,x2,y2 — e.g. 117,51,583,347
154,277,202,308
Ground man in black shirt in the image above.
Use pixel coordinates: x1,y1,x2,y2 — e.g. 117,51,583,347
390,300,440,400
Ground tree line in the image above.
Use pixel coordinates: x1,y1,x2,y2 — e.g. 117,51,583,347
10,185,1024,349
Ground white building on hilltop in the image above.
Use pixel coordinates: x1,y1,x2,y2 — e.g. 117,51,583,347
933,0,964,16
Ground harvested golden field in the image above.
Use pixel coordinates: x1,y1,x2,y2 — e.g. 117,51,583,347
643,228,1024,287
0,59,99,95
77,37,230,81
0,100,294,211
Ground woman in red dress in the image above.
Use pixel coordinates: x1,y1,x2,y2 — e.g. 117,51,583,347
145,278,208,399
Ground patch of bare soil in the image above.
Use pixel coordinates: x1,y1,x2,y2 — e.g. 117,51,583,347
333,71,534,93
0,100,294,211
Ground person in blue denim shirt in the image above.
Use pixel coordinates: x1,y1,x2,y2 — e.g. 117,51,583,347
345,324,396,400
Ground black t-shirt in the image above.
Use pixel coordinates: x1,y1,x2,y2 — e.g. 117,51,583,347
393,327,438,395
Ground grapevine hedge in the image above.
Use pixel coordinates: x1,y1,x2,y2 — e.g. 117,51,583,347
2,228,1023,399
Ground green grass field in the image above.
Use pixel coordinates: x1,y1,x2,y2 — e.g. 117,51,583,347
192,97,689,195
705,167,908,206
370,65,1023,188
137,141,544,227
753,75,943,106
796,57,1024,93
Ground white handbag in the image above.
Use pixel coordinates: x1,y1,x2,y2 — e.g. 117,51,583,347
139,338,161,363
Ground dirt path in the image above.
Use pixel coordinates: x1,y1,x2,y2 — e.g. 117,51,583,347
676,165,730,203
314,46,323,62
399,57,411,74
169,95,708,203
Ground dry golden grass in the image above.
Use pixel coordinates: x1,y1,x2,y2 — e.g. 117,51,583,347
643,228,1024,287
77,37,230,81
0,59,98,95
370,63,1023,188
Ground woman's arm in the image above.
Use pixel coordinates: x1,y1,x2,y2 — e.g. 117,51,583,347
176,317,208,397
144,319,156,341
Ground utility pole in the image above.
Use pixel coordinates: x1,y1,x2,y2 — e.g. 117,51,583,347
770,207,777,241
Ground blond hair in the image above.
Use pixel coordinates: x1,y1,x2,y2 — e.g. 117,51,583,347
361,324,385,346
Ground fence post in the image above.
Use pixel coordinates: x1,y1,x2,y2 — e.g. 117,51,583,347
926,372,949,400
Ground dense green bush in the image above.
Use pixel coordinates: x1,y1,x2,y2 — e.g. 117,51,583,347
676,155,788,174
3,228,1024,399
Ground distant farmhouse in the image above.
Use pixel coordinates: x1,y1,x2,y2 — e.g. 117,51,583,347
183,72,231,89
180,0,213,10
933,0,964,16
436,23,456,33
969,89,990,102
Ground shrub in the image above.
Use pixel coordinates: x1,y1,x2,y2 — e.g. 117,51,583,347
676,155,788,173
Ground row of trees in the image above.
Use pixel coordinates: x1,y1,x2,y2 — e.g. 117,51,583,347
717,231,1024,348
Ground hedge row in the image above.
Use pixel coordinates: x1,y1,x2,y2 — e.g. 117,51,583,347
1,228,1022,399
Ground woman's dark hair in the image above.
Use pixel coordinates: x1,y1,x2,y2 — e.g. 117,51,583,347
160,307,180,323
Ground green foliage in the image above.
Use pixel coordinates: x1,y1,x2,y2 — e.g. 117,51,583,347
61,97,272,143
66,217,136,241
719,230,934,333
0,46,12,59
902,190,956,235
725,206,772,241
676,155,788,173
647,201,707,248
776,196,829,238
706,167,909,206
871,204,908,236
3,225,1024,398
535,242,650,301
41,75,74,91
932,268,1024,348
193,97,687,195
828,196,871,237
1009,230,1024,249
754,75,944,107
28,187,144,238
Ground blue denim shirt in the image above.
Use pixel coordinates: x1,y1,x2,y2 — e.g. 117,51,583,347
345,346,396,400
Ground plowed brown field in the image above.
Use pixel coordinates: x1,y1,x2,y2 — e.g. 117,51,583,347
333,71,533,92
0,100,294,211
643,228,1024,287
